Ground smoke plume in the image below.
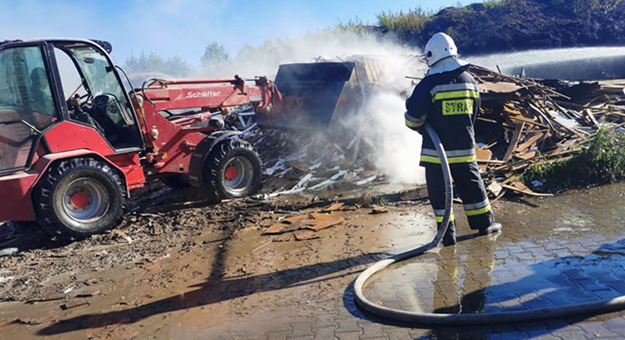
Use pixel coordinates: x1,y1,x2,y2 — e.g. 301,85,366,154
205,30,429,185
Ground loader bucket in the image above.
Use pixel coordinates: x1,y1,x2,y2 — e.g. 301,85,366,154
271,62,362,130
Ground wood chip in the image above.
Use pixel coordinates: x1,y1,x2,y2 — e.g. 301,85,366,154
370,205,388,214
321,203,344,212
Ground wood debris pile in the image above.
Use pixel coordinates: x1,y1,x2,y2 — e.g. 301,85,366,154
469,65,625,198
252,129,385,197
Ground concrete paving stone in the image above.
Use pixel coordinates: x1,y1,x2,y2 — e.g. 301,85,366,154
381,328,412,340
505,245,526,254
289,322,315,338
285,336,314,340
335,318,363,333
407,329,431,339
562,268,591,281
544,243,566,251
549,328,592,340
266,330,293,340
313,314,338,328
589,272,621,283
601,318,625,336
335,331,362,340
488,331,528,340
312,326,338,340
591,288,622,300
577,321,622,338
526,335,563,340
357,322,387,338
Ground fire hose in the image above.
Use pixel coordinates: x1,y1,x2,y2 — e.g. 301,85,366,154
353,123,625,325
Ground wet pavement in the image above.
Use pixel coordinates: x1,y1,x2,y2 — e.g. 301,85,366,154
2,183,625,339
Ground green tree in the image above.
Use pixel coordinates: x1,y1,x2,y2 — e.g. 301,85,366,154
123,51,189,78
201,42,230,67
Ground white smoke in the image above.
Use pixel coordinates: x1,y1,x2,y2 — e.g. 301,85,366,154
351,92,426,185
203,30,429,185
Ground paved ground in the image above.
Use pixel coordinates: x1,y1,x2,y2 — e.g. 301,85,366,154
2,183,625,339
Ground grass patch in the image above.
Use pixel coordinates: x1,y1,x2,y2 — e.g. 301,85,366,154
483,0,506,9
523,128,625,191
376,8,433,35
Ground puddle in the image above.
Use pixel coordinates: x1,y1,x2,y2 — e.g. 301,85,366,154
363,183,625,316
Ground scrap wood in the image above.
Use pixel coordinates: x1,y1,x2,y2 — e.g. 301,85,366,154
503,122,525,162
515,150,537,161
487,182,503,197
60,300,90,310
491,188,509,203
0,319,19,329
508,115,550,128
501,182,553,197
263,219,315,235
320,202,345,213
515,133,544,153
294,230,320,241
306,216,344,231
370,205,388,214
476,146,493,161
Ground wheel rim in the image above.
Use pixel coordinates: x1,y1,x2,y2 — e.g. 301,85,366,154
62,178,109,222
223,156,254,193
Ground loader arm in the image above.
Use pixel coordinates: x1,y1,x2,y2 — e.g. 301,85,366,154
140,75,285,123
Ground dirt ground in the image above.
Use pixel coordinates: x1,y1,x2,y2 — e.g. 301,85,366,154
2,182,625,339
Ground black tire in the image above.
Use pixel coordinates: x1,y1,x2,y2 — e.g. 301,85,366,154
34,158,126,240
204,139,263,199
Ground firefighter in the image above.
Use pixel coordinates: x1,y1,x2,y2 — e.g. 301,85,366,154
405,32,502,246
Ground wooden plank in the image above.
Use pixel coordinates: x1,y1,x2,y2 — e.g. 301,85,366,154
491,189,508,203
477,117,499,124
509,115,550,128
476,146,493,161
532,100,588,140
516,151,537,161
503,122,525,162
516,133,544,152
501,183,553,197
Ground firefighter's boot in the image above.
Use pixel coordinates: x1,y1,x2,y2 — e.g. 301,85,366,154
438,220,457,247
479,222,502,236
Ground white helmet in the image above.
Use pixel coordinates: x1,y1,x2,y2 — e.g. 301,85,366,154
423,32,459,67
423,32,467,75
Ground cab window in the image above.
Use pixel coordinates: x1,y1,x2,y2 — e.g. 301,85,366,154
0,45,58,128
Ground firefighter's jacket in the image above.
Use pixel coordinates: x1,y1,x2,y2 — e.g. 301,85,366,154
405,65,480,167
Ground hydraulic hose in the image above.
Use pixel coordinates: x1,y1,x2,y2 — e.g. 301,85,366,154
353,123,625,325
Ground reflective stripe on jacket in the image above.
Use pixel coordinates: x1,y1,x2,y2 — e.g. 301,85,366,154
405,65,481,167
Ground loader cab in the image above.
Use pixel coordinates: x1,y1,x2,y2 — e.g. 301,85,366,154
0,39,143,174
51,40,143,150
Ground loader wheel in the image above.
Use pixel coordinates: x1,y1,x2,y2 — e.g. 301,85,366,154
204,139,262,199
34,158,126,240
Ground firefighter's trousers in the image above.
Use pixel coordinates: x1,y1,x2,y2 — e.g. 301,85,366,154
425,160,494,231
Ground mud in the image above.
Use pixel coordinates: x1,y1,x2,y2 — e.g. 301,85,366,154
0,183,625,339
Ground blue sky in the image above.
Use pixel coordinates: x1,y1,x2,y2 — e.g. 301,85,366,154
0,0,478,65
